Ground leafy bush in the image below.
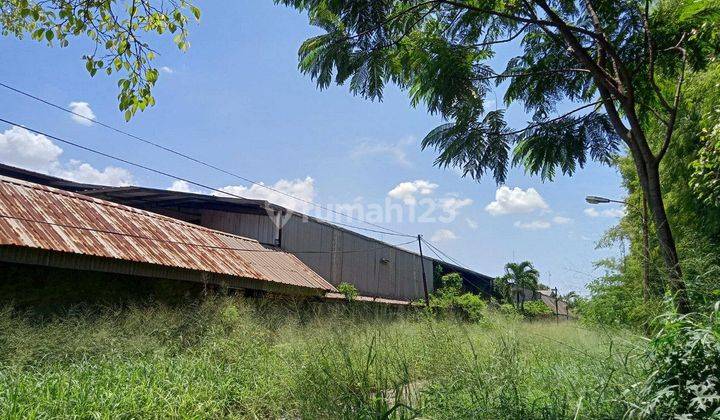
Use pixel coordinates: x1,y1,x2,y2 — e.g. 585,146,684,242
439,273,463,296
629,302,720,418
499,303,520,317
337,282,358,302
454,293,487,322
429,273,487,322
522,300,553,318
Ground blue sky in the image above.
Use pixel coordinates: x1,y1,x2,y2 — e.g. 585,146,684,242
0,1,628,294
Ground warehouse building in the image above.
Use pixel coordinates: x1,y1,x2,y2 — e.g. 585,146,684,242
0,164,495,301
0,175,336,298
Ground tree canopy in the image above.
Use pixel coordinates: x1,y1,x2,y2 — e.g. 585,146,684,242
0,0,200,120
498,261,540,308
279,0,717,182
279,0,720,313
502,261,540,291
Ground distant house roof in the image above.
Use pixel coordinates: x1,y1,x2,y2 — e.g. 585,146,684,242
537,289,570,317
0,175,336,294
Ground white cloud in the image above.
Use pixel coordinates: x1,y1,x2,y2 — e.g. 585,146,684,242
168,180,205,194
350,136,414,166
514,220,551,230
584,207,626,218
466,218,478,229
68,102,96,126
485,186,549,216
160,66,174,74
430,228,457,242
552,215,573,225
439,196,473,218
215,177,315,213
584,208,599,217
387,180,438,205
0,126,63,171
54,160,133,186
0,126,132,186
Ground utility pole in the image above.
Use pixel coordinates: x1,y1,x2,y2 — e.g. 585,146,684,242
417,235,430,306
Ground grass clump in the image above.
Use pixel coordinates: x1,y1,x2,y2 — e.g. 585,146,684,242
0,296,644,419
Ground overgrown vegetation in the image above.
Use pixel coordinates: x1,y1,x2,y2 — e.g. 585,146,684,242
577,63,720,331
337,281,359,302
279,0,720,314
630,303,720,418
429,272,488,322
0,296,643,419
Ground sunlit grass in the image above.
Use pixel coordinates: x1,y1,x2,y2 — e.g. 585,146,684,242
0,297,644,419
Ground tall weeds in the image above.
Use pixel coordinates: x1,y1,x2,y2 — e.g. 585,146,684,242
0,297,643,418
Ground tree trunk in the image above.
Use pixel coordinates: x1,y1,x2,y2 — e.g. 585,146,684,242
643,163,691,314
642,194,650,302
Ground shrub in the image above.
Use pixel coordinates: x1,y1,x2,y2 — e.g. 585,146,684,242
337,282,358,302
629,302,720,418
522,300,553,318
454,293,487,322
499,303,517,314
428,273,487,322
439,273,463,296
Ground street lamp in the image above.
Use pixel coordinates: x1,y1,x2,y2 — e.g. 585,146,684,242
585,194,651,302
585,195,623,205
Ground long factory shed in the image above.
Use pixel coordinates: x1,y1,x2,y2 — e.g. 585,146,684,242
0,164,496,301
0,175,336,296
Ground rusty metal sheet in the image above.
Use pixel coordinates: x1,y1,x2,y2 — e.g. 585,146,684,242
324,292,415,306
0,176,336,293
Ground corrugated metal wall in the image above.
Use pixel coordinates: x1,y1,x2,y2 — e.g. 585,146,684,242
201,210,278,245
281,214,433,300
199,210,433,300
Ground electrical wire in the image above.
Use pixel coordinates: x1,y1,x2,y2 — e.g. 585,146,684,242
0,212,416,254
421,237,467,268
420,238,492,294
0,82,412,238
0,116,415,240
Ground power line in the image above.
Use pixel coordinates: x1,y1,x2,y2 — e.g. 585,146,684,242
0,116,415,240
0,212,416,254
321,219,414,237
422,238,466,268
0,82,412,238
419,238,491,294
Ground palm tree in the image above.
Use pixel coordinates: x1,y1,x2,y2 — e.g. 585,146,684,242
500,261,540,310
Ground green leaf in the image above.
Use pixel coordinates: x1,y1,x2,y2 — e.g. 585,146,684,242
191,6,201,20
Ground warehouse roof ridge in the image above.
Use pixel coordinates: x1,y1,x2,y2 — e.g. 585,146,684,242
0,163,495,287
0,175,337,293
0,174,270,245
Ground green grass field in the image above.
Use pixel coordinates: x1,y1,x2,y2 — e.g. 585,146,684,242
0,296,645,419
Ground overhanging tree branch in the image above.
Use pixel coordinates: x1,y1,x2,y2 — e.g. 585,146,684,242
470,23,530,47
342,0,438,42
474,68,591,81
477,100,603,137
532,0,626,101
438,0,604,41
657,36,688,161
642,0,672,113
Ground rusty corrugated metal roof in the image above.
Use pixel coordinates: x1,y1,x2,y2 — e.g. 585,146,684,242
0,176,336,293
537,290,570,316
